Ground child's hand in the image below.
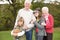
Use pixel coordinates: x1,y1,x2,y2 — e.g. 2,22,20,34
41,22,46,26
13,33,18,36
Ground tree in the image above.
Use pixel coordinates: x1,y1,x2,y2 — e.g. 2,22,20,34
0,0,24,31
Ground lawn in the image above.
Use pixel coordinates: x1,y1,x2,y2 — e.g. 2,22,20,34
0,27,60,40
53,27,60,40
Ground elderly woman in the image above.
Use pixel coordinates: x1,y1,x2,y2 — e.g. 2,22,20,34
42,7,54,40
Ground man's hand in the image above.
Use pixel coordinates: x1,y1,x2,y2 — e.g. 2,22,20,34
23,25,28,30
30,20,34,24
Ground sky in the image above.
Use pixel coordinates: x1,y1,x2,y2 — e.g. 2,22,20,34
0,0,12,4
57,0,60,2
44,0,60,3
0,0,60,4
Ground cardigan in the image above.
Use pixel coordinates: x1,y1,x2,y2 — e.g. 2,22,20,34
34,17,46,36
45,14,54,33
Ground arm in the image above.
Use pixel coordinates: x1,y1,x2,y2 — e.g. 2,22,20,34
17,31,25,36
11,30,14,35
14,10,21,28
27,13,36,29
27,24,34,29
34,21,44,29
11,30,25,36
34,17,46,29
11,11,21,35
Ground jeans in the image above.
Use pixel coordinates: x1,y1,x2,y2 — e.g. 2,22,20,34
35,33,43,40
25,30,32,40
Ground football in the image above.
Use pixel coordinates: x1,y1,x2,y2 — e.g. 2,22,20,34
13,29,20,33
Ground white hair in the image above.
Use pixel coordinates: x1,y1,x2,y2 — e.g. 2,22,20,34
42,7,49,12
24,0,32,4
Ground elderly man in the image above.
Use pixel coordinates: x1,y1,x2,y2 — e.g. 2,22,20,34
42,7,54,40
14,0,36,40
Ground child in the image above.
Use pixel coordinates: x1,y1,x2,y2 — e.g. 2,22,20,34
33,8,46,40
11,17,25,40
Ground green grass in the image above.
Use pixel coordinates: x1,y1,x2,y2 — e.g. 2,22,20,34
0,31,13,40
53,28,60,40
0,27,60,40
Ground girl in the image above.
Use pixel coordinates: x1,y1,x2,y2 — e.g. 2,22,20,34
33,8,46,40
11,17,25,40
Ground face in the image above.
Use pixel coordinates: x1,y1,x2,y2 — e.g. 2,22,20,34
18,21,23,26
42,10,48,16
34,12,39,17
24,3,31,10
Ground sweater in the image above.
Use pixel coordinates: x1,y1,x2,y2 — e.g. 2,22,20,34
14,8,36,32
34,17,46,36
45,14,54,33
